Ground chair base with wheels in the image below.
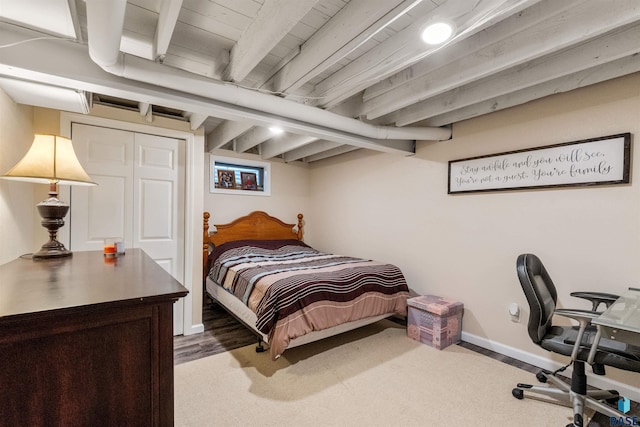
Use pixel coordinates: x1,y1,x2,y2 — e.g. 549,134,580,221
513,254,640,427
513,361,621,427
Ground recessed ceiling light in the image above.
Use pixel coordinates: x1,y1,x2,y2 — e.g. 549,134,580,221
421,22,454,45
269,126,284,135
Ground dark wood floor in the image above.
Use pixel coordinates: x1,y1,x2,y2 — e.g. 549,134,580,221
174,304,637,425
174,302,258,365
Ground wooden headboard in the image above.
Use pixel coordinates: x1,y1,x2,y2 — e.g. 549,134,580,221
203,211,303,280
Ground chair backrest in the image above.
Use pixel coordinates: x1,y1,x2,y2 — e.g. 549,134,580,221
516,254,558,344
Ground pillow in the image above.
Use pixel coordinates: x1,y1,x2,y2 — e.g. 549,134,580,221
207,239,310,269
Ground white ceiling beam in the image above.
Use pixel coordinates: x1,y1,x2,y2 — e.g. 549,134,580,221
83,0,440,151
0,0,79,38
154,0,183,62
186,112,208,130
139,102,151,116
138,102,153,122
418,55,640,127
362,0,581,103
311,0,539,109
234,127,272,153
67,0,83,42
363,0,640,120
283,140,342,162
392,22,640,126
120,31,154,60
0,24,416,156
305,146,360,163
256,46,301,91
267,0,422,94
222,0,320,83
0,77,90,114
206,120,253,152
261,134,318,159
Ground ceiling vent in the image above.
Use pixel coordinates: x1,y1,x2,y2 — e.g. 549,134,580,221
92,94,188,122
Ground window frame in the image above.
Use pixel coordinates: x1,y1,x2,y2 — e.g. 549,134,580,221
209,155,271,196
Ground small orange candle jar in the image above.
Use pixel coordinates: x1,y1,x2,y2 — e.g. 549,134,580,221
104,238,117,257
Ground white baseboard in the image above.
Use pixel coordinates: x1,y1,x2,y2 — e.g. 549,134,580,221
184,323,204,336
461,331,640,403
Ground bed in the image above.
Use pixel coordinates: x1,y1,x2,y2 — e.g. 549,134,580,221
203,211,409,359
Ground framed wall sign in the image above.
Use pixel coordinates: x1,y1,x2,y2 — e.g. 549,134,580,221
448,133,631,194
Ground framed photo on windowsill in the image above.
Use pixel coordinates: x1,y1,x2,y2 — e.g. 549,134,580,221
217,170,236,189
210,155,271,196
241,172,258,190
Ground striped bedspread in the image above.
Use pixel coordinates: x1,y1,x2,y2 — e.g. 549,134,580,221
208,240,409,358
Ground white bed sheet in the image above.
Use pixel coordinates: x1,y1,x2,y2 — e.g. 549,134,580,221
206,276,390,350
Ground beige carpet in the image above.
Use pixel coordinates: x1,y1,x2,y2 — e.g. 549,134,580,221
175,320,589,426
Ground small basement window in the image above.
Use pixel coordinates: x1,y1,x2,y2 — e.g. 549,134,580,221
210,155,271,196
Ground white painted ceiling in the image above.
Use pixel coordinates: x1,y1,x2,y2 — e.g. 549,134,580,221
1,0,639,162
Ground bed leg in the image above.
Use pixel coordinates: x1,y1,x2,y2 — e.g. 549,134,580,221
256,337,266,353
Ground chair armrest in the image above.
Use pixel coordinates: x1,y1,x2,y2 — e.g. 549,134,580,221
554,308,600,322
570,291,620,311
554,309,601,361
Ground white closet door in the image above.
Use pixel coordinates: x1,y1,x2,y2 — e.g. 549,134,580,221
133,132,185,334
70,125,134,250
69,123,185,335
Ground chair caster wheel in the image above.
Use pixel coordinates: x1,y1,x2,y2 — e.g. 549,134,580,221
605,390,619,404
572,413,583,427
512,388,524,399
536,371,548,383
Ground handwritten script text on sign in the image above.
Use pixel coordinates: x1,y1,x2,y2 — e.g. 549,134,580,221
448,136,627,193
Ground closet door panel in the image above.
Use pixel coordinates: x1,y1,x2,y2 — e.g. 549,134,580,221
69,124,185,335
70,124,134,251
133,133,185,334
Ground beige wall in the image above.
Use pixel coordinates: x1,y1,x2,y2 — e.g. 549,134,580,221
203,150,310,226
0,90,36,265
308,72,640,391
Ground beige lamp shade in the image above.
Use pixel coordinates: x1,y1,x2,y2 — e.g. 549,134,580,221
2,134,95,185
2,134,95,259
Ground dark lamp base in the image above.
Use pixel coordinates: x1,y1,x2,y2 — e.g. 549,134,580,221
34,197,72,260
32,242,72,260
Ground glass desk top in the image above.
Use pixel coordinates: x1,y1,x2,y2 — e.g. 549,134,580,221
592,289,640,342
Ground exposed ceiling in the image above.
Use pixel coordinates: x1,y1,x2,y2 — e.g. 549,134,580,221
1,0,639,163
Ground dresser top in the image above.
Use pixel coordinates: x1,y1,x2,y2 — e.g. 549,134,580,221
0,249,188,321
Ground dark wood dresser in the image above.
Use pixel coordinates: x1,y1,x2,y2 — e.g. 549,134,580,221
0,249,188,426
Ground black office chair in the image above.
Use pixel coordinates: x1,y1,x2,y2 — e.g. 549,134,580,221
512,253,640,427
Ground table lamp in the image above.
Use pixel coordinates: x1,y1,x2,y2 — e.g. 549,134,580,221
1,134,96,259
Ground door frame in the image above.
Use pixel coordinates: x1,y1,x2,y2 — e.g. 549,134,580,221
60,112,205,336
